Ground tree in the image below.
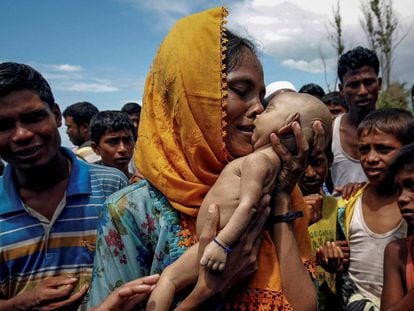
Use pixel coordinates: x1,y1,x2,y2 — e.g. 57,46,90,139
376,82,409,109
327,1,345,91
360,0,407,90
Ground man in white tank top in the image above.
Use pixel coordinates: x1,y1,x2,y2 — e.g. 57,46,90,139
331,47,381,191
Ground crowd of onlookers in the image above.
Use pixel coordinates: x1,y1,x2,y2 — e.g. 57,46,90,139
2,6,414,311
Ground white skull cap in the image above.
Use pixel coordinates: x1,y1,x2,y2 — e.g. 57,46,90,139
265,81,297,100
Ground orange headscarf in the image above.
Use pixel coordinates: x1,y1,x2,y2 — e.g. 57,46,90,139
136,7,229,218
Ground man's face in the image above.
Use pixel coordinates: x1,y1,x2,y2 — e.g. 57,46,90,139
127,112,140,133
0,89,62,170
340,66,381,118
92,129,134,173
64,116,84,147
358,128,402,186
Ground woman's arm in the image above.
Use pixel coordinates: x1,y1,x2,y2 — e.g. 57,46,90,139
270,192,317,311
269,120,323,311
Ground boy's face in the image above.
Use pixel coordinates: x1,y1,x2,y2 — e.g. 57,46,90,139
0,89,62,170
299,150,329,195
395,169,414,224
92,129,134,172
359,128,402,186
325,101,347,119
340,66,381,117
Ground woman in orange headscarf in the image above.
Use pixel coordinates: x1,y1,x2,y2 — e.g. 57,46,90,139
89,7,317,310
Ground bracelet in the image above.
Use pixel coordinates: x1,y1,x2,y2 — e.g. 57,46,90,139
213,238,232,253
269,211,304,223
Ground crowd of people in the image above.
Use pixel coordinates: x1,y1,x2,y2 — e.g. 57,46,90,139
1,6,414,311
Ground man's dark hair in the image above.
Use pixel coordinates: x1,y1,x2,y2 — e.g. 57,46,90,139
299,83,325,99
63,101,99,126
121,102,141,114
322,91,347,108
411,84,414,97
338,46,380,83
225,30,257,73
90,110,135,144
357,108,414,145
0,62,55,108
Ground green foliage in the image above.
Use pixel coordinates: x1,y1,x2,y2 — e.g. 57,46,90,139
361,0,399,90
376,82,409,109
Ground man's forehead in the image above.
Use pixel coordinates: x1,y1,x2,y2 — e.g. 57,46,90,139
0,90,50,115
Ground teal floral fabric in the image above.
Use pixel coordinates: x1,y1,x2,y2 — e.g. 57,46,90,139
87,179,194,307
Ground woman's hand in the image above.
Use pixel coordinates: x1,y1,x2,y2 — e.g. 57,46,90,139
271,120,325,195
176,195,270,310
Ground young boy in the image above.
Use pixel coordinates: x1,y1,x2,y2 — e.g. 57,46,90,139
381,143,414,311
321,91,347,119
146,92,332,310
299,141,343,310
90,110,136,181
337,108,414,310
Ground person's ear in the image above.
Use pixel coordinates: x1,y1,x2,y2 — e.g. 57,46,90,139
91,141,100,155
80,123,90,139
51,104,62,127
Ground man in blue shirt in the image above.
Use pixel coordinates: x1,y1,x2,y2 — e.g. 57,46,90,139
0,62,128,310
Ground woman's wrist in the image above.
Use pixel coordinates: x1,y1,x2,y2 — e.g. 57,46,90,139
271,192,292,216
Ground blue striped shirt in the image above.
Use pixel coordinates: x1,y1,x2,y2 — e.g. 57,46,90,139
0,147,128,302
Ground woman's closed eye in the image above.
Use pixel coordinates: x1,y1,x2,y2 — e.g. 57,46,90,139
228,85,248,97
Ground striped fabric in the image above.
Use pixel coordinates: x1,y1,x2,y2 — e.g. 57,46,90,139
0,147,128,300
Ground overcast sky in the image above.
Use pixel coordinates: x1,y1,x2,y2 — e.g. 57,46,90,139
1,0,413,147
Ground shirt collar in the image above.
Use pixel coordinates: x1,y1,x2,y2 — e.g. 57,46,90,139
0,147,91,216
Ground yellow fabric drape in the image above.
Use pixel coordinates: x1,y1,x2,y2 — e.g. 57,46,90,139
136,7,230,218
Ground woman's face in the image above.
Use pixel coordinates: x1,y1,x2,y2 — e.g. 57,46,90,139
225,47,265,158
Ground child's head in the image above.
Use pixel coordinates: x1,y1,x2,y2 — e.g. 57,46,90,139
321,91,347,119
90,110,135,174
299,144,331,195
388,143,414,224
252,92,332,153
357,108,414,186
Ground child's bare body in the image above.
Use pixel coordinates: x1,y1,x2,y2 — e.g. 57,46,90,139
146,92,332,310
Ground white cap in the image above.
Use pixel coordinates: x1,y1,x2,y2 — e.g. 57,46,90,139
265,81,297,100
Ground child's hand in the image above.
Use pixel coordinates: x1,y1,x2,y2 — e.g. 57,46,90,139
335,182,366,200
316,241,344,273
200,240,228,271
304,194,323,225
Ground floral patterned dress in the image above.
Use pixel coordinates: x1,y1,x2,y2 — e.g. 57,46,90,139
87,179,195,308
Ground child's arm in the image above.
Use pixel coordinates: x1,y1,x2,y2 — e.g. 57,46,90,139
381,240,414,311
200,152,279,271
